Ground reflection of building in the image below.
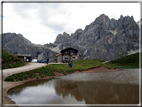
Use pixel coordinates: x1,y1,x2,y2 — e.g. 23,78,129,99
56,47,78,63
54,79,139,104
15,54,32,62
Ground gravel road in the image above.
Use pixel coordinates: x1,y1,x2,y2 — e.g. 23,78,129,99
1,62,47,105
2,63,47,78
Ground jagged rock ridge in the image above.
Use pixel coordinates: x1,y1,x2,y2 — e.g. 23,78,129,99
3,14,140,62
2,33,58,62
48,14,140,61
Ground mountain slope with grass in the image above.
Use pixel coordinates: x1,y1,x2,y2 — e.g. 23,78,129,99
2,49,25,69
104,52,140,68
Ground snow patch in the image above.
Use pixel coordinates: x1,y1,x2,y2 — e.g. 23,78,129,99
49,44,61,53
109,30,117,35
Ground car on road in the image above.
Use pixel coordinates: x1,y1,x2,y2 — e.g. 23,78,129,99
38,59,45,63
31,59,37,63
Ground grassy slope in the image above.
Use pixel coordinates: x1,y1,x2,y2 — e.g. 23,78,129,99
4,52,140,82
51,59,103,72
103,52,140,68
2,49,25,69
4,59,102,82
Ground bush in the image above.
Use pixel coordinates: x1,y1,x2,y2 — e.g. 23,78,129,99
33,74,36,78
5,76,14,82
39,74,44,78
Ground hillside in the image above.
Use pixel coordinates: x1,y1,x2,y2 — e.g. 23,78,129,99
104,52,140,68
2,49,25,69
2,33,58,62
45,14,140,61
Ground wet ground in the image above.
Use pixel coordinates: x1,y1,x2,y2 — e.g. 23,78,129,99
7,69,139,105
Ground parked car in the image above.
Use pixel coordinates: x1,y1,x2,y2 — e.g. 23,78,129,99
31,59,37,63
38,59,45,63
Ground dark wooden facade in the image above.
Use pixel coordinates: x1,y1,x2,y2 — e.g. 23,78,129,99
61,47,78,56
56,47,78,63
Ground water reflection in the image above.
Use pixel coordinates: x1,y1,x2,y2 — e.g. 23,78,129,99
54,79,139,104
7,79,85,104
7,69,139,104
8,79,51,96
7,79,139,104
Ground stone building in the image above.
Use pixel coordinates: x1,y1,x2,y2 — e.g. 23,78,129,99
56,47,78,63
15,54,32,62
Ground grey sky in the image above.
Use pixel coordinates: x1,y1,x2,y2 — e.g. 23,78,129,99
3,1,141,45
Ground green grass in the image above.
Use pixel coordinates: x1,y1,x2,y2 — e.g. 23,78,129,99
2,49,25,69
73,59,103,71
4,66,55,81
4,52,140,82
103,52,140,69
49,59,103,73
4,59,102,82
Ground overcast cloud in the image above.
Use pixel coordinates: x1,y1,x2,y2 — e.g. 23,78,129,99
3,2,140,45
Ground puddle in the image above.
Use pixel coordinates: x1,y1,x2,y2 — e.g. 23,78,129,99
7,69,139,105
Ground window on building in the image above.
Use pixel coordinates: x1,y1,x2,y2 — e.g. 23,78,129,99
65,51,69,55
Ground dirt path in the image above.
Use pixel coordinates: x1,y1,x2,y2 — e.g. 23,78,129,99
2,65,120,106
2,63,48,79
2,63,48,106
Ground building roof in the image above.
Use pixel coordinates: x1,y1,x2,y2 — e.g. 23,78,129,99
56,53,62,57
61,47,78,53
15,54,32,57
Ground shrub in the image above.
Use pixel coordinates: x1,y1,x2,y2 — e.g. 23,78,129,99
5,76,14,82
39,74,44,78
33,74,36,78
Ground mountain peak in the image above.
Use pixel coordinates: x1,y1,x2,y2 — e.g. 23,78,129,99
53,14,139,61
94,14,110,24
63,32,70,36
120,15,123,18
54,32,70,44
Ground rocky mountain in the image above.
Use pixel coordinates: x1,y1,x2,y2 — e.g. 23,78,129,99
137,18,142,25
3,14,140,62
54,32,70,44
2,33,58,62
46,14,140,61
43,43,58,48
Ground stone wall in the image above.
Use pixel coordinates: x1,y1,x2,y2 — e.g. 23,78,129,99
57,56,63,63
63,55,70,62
